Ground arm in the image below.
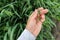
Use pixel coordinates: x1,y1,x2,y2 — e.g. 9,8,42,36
17,7,48,40
17,29,36,40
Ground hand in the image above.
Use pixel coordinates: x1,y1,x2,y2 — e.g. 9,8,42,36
26,7,48,37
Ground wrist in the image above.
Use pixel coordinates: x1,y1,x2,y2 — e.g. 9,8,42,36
25,28,39,37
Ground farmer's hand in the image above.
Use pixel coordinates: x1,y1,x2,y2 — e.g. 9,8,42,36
26,7,48,37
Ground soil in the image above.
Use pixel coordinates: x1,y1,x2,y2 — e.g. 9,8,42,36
52,20,60,40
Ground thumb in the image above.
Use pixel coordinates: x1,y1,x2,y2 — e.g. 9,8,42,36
40,9,48,15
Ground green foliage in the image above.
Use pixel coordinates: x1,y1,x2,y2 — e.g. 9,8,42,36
0,0,60,40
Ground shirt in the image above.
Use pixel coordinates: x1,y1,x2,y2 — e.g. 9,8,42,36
17,29,36,40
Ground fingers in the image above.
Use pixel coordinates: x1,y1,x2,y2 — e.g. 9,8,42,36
30,7,44,19
30,9,38,19
38,7,48,23
38,7,44,11
37,14,45,24
38,7,48,15
40,14,45,23
32,9,38,19
40,9,48,15
30,7,48,20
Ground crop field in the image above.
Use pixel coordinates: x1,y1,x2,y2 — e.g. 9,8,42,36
0,0,60,40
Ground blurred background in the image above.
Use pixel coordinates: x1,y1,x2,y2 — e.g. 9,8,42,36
0,0,60,40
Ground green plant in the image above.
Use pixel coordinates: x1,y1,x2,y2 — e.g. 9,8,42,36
0,0,60,40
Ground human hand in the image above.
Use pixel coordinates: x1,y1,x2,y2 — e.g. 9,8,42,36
26,7,48,37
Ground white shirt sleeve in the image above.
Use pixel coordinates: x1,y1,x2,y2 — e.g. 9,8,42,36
17,29,36,40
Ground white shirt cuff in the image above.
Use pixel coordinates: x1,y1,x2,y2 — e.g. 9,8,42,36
17,29,36,40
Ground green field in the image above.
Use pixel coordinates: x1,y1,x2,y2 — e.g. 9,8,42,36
0,0,60,40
